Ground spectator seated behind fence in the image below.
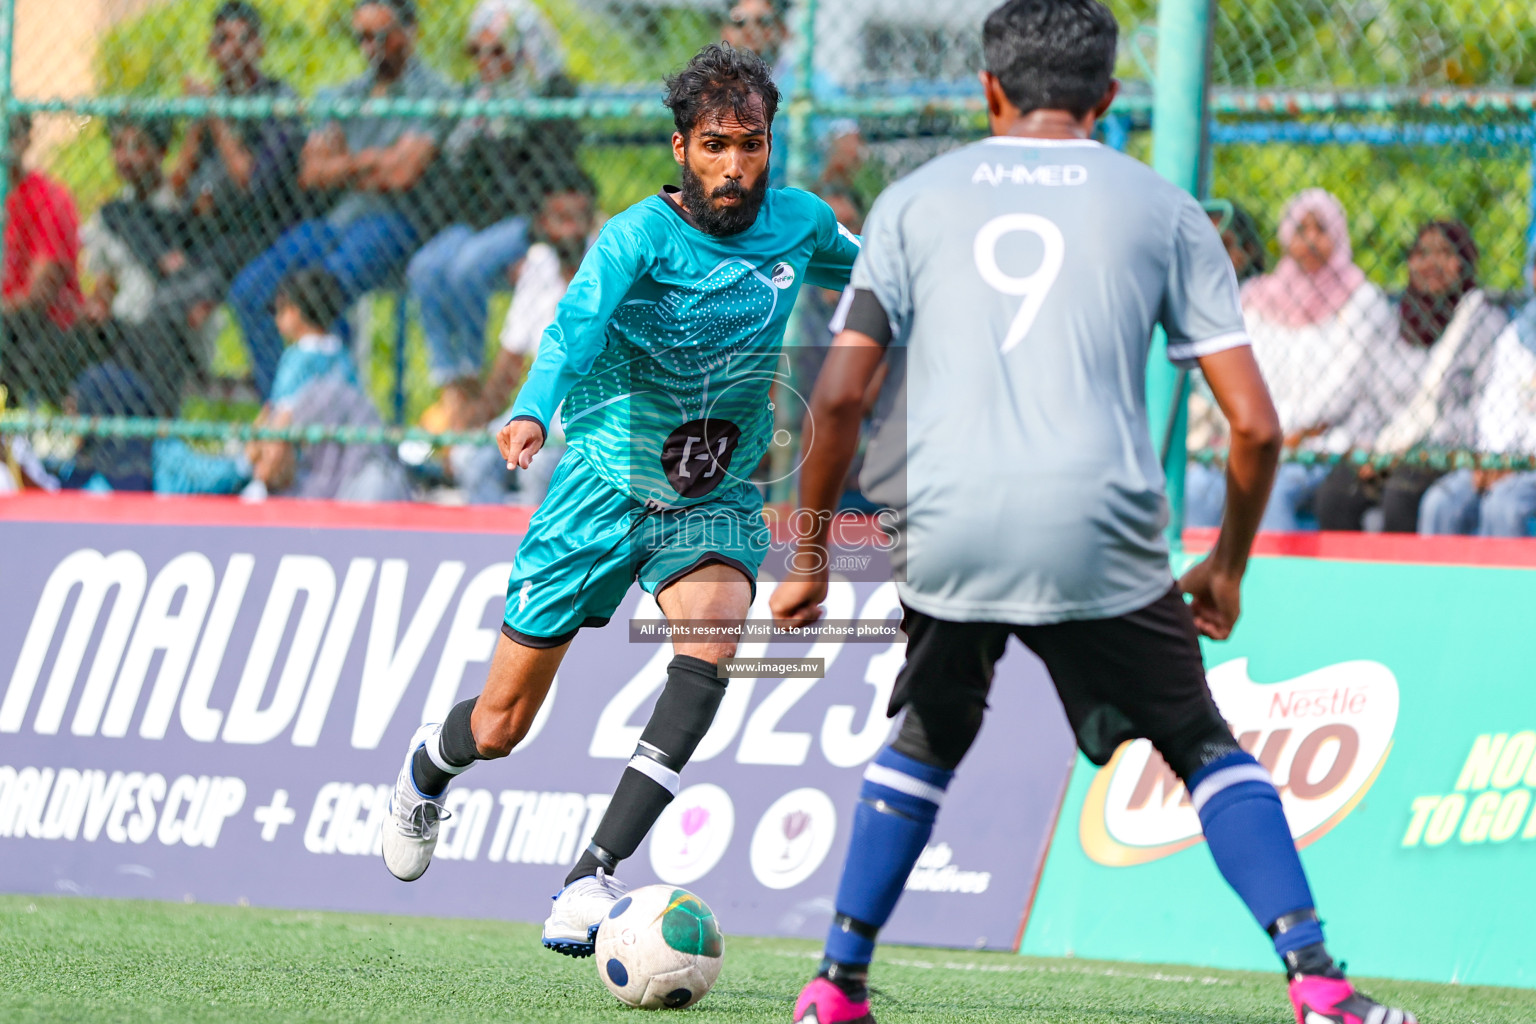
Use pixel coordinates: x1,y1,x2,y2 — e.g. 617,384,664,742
227,0,455,399
0,114,84,409
444,179,596,505
168,1,305,287
245,271,408,501
154,269,360,496
55,363,158,493
79,116,225,415
721,0,861,191
408,0,580,413
1186,189,1392,531
1312,220,1507,533
1420,243,1536,537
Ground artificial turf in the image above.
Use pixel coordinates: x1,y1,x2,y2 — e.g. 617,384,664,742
1,894,1529,1023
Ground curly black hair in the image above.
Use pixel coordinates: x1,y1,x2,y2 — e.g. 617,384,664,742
664,42,780,137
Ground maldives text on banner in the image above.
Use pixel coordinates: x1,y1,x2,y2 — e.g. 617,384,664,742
0,497,1077,950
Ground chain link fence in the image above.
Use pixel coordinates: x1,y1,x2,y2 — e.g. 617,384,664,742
1,1,1534,526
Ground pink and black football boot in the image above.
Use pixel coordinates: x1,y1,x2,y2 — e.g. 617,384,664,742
793,976,875,1024
1289,973,1418,1024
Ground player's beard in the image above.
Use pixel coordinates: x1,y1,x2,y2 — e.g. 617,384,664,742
679,160,768,237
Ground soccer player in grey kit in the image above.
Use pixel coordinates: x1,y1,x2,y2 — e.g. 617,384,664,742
770,3,1417,1023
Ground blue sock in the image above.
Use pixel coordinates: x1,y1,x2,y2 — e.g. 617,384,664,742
1190,751,1326,962
824,746,953,966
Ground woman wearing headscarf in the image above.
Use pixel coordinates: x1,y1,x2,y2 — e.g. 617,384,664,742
1313,219,1507,532
1420,243,1536,536
407,0,582,420
1186,189,1392,530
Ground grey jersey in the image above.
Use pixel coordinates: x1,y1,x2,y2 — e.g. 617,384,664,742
844,137,1248,624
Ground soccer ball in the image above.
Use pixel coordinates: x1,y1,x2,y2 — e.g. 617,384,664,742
595,884,724,1009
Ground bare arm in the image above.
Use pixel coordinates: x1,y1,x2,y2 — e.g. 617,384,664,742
207,118,255,192
356,134,436,193
298,126,359,190
1178,344,1282,639
769,331,886,627
2,260,67,315
251,407,295,491
468,350,526,427
168,121,209,198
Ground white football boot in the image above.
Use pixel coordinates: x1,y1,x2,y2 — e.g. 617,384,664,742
541,869,630,957
380,723,452,881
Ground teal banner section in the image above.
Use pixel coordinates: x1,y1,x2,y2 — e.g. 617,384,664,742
1024,553,1536,988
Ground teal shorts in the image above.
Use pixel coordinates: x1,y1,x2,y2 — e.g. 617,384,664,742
502,449,769,647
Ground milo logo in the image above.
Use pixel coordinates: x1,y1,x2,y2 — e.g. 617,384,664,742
1079,659,1398,866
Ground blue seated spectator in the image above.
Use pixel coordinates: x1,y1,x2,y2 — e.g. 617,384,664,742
408,0,579,411
156,268,358,495
249,375,412,502
56,363,158,492
227,0,454,398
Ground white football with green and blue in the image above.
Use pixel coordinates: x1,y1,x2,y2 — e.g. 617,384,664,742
594,884,724,1009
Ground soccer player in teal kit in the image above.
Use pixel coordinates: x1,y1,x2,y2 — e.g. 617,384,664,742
378,43,861,957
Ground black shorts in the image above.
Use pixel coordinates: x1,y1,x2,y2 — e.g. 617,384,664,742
892,585,1228,772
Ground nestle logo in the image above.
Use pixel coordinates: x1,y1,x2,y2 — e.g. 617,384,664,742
1268,687,1368,720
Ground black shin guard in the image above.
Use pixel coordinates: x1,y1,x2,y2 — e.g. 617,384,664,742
566,656,726,885
411,698,482,796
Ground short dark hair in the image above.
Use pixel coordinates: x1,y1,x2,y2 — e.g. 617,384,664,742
354,0,417,28
8,113,31,140
108,116,173,152
664,42,780,137
276,269,349,330
212,1,262,33
983,0,1118,119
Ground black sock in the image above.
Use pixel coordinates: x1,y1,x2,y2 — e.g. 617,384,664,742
818,958,870,1002
410,698,481,797
564,656,725,886
1284,940,1340,980
564,769,674,886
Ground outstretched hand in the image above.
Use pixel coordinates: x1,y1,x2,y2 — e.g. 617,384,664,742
497,419,545,470
1177,556,1243,641
770,568,830,629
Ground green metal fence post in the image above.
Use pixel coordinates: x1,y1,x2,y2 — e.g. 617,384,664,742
1149,0,1214,548
787,0,817,192
0,0,14,401
770,0,818,505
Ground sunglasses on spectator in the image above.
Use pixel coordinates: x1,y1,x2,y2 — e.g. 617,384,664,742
212,27,256,47
729,13,779,28
467,42,508,59
354,28,395,45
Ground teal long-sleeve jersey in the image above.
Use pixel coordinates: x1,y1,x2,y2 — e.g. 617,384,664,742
510,185,861,507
